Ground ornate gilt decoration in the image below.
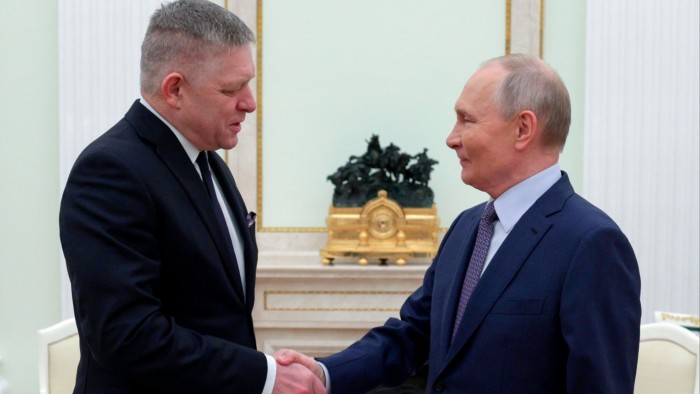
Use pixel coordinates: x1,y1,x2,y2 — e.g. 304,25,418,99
321,190,439,266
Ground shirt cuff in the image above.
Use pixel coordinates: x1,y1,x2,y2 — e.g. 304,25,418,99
319,361,331,393
261,354,277,394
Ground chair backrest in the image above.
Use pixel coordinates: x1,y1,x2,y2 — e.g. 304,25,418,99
38,318,79,394
635,322,700,394
655,311,700,334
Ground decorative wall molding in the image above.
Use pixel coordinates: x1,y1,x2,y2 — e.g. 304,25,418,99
584,0,699,322
253,265,427,356
507,0,543,56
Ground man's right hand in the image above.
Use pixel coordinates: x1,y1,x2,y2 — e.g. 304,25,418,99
272,360,326,394
273,349,326,390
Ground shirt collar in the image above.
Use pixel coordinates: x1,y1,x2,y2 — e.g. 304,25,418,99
140,97,200,165
492,163,561,233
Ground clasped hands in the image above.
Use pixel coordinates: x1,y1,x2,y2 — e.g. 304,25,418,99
271,349,326,394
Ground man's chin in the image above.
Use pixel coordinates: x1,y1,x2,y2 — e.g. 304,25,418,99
220,137,239,150
460,171,473,185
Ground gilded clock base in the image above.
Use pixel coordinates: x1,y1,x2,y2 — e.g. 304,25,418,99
320,190,439,266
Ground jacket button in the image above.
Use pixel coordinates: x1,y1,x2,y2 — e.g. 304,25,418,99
434,381,447,392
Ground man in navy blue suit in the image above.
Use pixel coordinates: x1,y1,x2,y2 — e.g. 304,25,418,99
277,54,642,393
59,1,324,392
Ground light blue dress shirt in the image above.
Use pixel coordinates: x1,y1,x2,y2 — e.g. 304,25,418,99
483,163,562,275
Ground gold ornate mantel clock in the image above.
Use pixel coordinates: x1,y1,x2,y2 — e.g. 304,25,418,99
321,190,439,265
320,135,440,266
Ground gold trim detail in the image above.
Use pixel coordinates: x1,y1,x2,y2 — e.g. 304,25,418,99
264,290,412,312
539,0,545,58
256,0,265,230
505,0,512,54
320,191,439,265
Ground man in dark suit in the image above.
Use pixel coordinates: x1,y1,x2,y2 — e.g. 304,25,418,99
276,54,642,393
59,1,324,393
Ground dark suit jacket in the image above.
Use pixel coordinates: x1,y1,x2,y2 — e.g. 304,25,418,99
59,100,265,393
321,174,641,394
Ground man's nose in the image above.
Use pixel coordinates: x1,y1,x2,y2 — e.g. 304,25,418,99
446,125,461,148
238,85,256,113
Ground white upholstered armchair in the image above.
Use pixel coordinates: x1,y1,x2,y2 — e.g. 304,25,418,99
38,318,79,394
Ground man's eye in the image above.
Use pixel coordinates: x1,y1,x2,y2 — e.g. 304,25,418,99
221,89,237,96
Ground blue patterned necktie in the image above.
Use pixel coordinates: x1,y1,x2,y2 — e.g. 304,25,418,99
452,201,498,339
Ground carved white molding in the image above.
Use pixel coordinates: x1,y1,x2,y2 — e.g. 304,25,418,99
253,265,427,356
584,0,700,322
261,339,357,358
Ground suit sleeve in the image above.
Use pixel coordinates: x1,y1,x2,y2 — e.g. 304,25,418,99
318,213,467,394
59,150,267,392
319,269,434,394
560,225,641,393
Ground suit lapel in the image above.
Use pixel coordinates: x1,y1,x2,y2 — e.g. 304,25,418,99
443,175,574,366
125,101,247,307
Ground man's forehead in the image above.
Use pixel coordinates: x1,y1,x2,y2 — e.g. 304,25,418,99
469,65,506,89
457,67,502,98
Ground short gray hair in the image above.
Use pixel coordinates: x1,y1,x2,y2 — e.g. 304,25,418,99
483,54,571,150
140,0,255,94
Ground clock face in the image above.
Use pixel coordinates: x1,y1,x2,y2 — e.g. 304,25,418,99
368,207,398,239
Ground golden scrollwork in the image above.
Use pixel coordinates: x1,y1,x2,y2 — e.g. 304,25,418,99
320,190,439,266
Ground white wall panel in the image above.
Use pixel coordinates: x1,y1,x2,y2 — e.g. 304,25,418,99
58,0,166,318
585,0,699,322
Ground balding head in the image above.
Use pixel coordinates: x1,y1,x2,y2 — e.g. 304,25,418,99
482,54,571,151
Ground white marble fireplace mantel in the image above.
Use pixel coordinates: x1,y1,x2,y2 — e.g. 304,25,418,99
253,263,429,356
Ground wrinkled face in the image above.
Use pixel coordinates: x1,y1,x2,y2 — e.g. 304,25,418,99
446,64,519,197
177,44,256,151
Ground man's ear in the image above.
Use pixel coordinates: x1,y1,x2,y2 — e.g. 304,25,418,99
161,72,185,109
514,110,538,151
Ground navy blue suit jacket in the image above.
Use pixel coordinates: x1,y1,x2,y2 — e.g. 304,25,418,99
321,174,641,393
60,101,265,393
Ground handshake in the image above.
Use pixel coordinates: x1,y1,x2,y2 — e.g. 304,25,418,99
272,349,327,394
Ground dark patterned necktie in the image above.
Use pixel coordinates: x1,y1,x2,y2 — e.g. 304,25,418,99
452,201,498,339
196,152,242,291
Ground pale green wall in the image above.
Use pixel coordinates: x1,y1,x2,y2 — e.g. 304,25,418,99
543,0,587,192
0,1,61,394
260,1,587,229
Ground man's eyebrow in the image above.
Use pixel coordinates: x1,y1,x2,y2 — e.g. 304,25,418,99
455,106,473,118
220,77,251,89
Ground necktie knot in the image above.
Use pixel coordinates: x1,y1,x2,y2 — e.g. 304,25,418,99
197,152,216,201
482,201,498,224
196,151,209,171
